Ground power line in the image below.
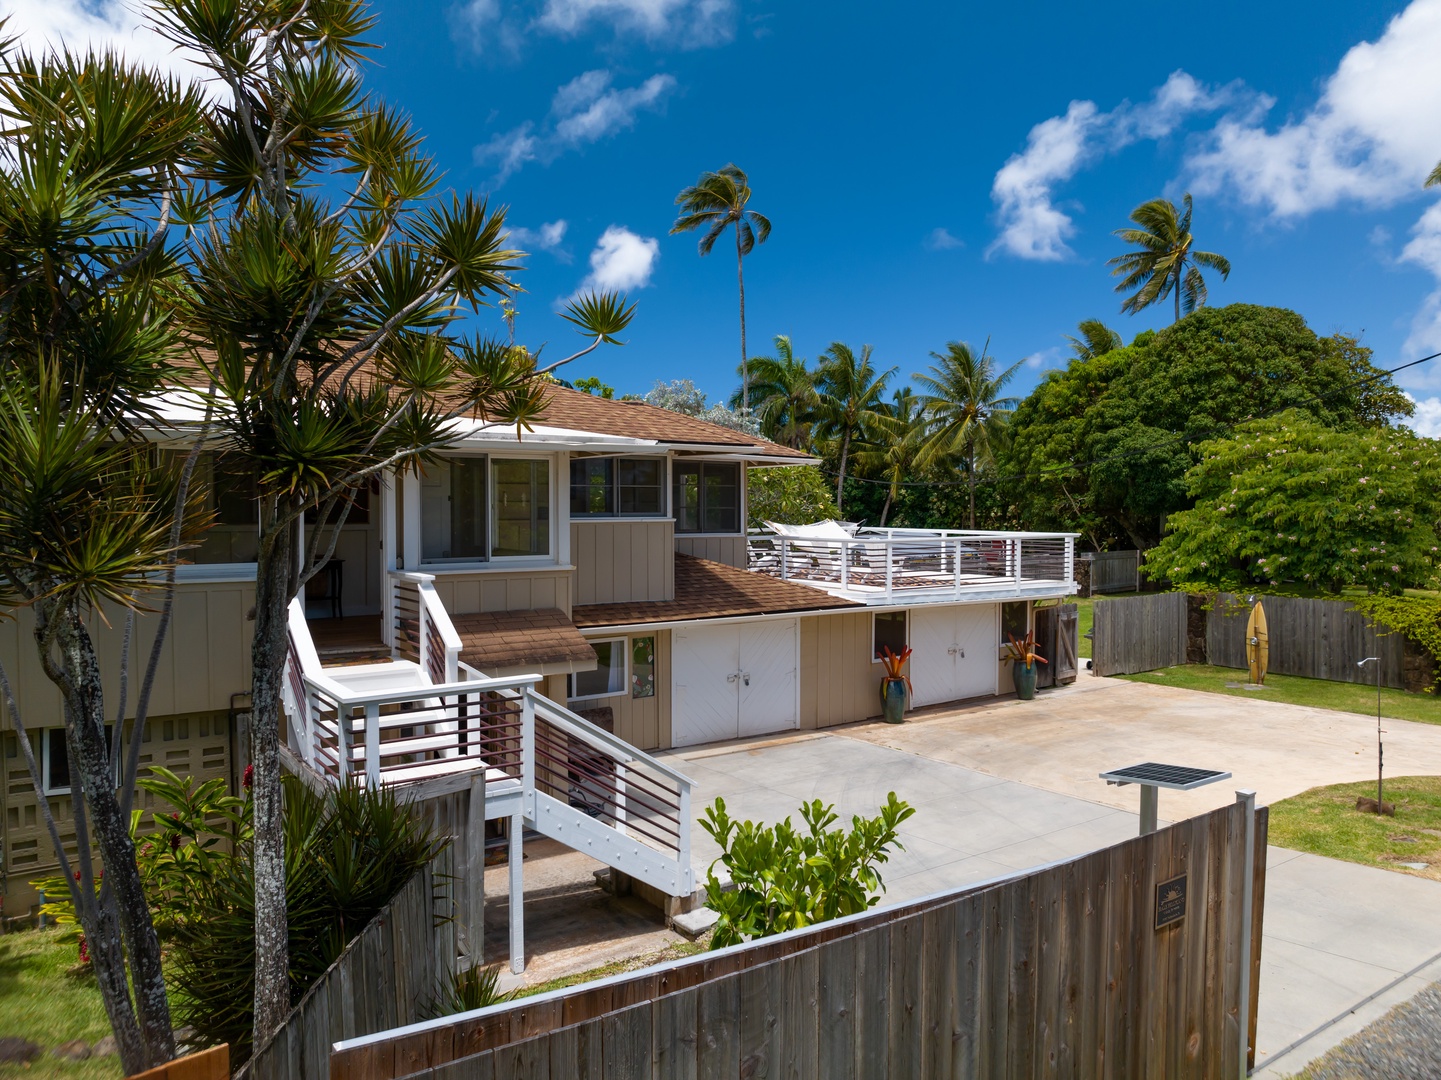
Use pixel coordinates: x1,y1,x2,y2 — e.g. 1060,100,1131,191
823,349,1441,492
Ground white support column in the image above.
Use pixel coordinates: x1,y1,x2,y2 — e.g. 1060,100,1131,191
678,781,692,893
615,763,628,837
364,703,381,788
380,472,397,648
1064,536,1075,590
508,812,525,973
401,469,421,571
953,538,963,596
1013,538,1024,594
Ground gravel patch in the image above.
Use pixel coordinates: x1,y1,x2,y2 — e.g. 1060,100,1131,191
1292,981,1441,1079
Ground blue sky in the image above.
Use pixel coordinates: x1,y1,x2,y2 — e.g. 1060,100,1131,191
12,0,1441,431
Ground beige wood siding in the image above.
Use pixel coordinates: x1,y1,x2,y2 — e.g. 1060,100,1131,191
571,520,675,605
674,535,746,568
799,611,886,729
0,579,255,728
430,569,573,616
569,630,670,752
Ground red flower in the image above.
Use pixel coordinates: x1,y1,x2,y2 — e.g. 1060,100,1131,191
242,763,254,792
77,936,90,965
169,833,181,852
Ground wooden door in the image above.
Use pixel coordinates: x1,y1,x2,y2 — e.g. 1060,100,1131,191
1055,603,1079,683
1035,605,1057,689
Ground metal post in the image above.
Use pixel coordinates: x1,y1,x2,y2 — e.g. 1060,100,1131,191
1139,784,1158,835
508,811,524,974
1237,789,1257,1079
779,537,788,580
615,762,628,837
364,703,380,788
678,779,693,894
840,540,850,589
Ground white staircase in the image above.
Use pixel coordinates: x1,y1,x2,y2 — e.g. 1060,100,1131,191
281,580,696,971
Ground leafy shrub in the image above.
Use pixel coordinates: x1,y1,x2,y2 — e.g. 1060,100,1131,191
424,964,512,1018
699,793,915,948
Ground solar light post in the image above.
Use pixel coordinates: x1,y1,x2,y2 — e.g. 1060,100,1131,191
1357,656,1383,809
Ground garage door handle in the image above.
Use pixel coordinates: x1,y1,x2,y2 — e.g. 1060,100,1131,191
743,673,751,686
948,646,964,657
726,673,739,683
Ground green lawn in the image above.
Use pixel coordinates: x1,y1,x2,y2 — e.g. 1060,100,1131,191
0,928,122,1079
1268,775,1441,883
515,939,706,999
1119,664,1441,726
1068,597,1094,659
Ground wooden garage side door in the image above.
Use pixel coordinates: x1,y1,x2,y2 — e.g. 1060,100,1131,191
738,619,799,739
671,625,740,748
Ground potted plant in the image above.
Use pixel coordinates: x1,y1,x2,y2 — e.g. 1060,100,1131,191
878,646,912,723
1004,631,1047,701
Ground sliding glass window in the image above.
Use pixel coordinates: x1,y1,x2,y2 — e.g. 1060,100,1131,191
492,459,550,557
569,457,665,517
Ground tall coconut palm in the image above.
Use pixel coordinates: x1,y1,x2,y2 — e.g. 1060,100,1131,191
1065,318,1122,362
670,164,771,417
730,334,817,448
853,388,929,526
1108,193,1230,322
813,342,895,513
914,341,1022,529
1428,161,1441,187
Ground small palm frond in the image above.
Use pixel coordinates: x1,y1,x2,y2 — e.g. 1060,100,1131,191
559,291,636,345
1429,160,1441,188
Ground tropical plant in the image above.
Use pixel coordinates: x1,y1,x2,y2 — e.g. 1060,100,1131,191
813,343,895,513
1003,631,1048,667
699,793,915,948
745,465,839,530
0,39,210,1069
1065,319,1123,362
670,164,771,416
1146,411,1441,595
1108,194,1231,322
852,388,929,526
424,964,513,1019
731,334,817,448
1429,161,1441,187
877,646,913,696
914,341,1021,529
573,376,615,399
139,0,635,1040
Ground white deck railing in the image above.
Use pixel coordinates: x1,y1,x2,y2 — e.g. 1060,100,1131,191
388,570,462,684
747,528,1076,601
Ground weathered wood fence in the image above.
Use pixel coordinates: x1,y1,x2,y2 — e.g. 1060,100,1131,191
1207,593,1407,689
331,799,1268,1080
1089,550,1141,594
1092,592,1189,676
240,847,457,1080
1036,602,1080,688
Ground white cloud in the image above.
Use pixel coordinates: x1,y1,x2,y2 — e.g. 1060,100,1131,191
475,69,676,183
988,72,1243,261
1025,346,1066,372
1400,204,1441,367
454,0,733,53
507,219,571,262
2,0,204,81
1406,395,1441,438
1187,0,1441,216
577,225,658,293
924,227,964,251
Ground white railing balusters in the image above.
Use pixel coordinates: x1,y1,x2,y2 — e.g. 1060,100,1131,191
615,763,628,837
364,703,381,788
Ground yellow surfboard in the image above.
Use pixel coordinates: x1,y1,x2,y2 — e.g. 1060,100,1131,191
1246,601,1269,685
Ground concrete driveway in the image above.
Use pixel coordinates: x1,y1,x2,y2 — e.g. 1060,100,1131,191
661,676,1441,1076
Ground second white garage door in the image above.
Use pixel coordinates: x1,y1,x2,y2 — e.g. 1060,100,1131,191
908,604,998,707
671,619,799,747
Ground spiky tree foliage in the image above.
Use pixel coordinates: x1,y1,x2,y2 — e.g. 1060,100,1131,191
670,164,771,418
731,334,817,448
1108,194,1230,322
1065,319,1123,362
141,0,634,1040
0,37,210,1072
914,342,1021,529
852,389,929,526
1428,161,1441,187
813,343,895,514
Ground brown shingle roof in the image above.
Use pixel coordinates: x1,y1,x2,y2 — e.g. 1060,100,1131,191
536,385,811,459
451,608,597,670
572,554,859,628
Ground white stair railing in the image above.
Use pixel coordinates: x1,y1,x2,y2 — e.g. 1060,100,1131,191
388,570,462,684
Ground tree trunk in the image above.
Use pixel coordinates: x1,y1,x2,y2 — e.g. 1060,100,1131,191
835,433,850,515
880,485,894,527
1174,270,1181,324
249,520,297,1045
967,443,977,530
49,610,175,1073
736,226,747,419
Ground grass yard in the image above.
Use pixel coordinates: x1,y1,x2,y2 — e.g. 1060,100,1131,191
1119,664,1441,726
1069,597,1094,659
1269,775,1441,883
0,928,122,1079
515,939,707,999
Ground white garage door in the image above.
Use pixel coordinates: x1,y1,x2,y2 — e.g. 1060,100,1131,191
672,620,799,748
909,605,998,707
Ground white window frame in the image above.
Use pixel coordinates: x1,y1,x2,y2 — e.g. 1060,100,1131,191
417,451,559,568
569,637,629,701
871,609,910,664
41,726,117,796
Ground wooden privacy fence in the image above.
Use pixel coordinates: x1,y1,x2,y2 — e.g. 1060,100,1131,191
331,799,1267,1080
1092,592,1189,677
1207,593,1407,688
1089,551,1141,594
1035,603,1080,688
240,847,457,1080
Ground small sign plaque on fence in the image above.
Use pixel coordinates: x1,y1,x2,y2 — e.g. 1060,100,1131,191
1155,873,1187,929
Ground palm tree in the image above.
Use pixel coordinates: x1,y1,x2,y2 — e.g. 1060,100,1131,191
670,164,771,417
1065,319,1122,362
730,334,817,448
813,342,895,514
914,341,1022,529
1428,161,1441,187
853,388,929,526
1108,194,1230,322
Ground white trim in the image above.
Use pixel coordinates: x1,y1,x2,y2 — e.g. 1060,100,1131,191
568,516,674,524
870,608,910,664
569,636,628,701
672,532,746,540
417,562,574,575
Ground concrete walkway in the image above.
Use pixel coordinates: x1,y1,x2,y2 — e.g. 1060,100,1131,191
660,676,1441,1076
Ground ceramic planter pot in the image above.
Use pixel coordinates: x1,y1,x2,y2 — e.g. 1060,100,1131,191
1013,660,1039,701
881,677,908,724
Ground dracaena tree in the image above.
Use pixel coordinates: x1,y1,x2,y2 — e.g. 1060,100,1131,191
0,41,207,1073
146,0,633,1041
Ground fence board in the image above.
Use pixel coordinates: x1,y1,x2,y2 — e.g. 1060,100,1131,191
333,802,1265,1080
1207,594,1407,688
1090,551,1141,594
1092,592,1189,677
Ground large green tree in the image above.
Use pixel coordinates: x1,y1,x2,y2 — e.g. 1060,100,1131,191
914,341,1021,529
670,164,770,417
813,343,894,514
730,334,816,448
1108,194,1230,322
1147,412,1441,594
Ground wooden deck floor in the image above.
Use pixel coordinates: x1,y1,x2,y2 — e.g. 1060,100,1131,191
308,614,390,663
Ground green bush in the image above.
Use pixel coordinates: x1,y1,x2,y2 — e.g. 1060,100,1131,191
699,793,915,948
